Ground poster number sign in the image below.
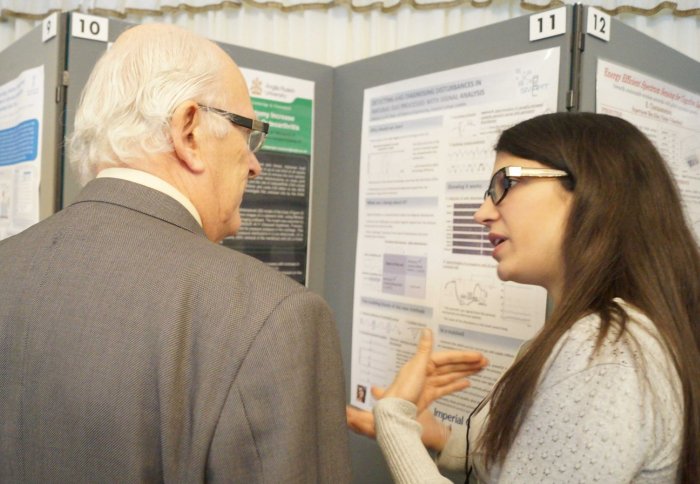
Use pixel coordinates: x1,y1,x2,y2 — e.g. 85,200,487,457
42,12,58,42
587,7,611,42
72,13,109,42
529,7,566,41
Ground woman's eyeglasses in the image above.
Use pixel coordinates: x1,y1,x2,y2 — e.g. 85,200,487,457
197,104,270,153
484,166,569,205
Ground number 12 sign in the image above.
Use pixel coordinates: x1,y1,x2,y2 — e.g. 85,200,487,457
587,7,611,42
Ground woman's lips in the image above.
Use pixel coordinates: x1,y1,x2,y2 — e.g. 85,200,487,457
488,233,507,258
488,233,507,247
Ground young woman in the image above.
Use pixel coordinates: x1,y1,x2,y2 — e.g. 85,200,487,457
347,112,700,483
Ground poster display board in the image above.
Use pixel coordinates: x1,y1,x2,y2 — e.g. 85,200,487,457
0,66,44,240
222,68,315,284
3,9,698,482
350,48,560,425
596,59,700,242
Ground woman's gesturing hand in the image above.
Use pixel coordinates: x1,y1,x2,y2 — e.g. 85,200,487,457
346,328,487,450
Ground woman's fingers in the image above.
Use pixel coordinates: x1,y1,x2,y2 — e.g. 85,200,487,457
346,405,377,438
370,386,386,399
426,370,478,388
431,350,487,368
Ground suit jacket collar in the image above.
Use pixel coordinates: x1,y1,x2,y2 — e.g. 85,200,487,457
71,178,207,239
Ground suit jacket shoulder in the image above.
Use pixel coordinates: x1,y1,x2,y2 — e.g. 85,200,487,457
0,178,350,483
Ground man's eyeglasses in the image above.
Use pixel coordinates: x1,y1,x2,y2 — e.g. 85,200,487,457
484,166,569,205
198,104,269,153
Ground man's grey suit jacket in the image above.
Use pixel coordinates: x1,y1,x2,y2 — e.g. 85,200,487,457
0,178,351,482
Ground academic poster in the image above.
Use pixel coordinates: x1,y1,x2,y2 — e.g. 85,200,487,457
597,60,700,243
0,65,44,241
350,48,560,428
226,68,314,284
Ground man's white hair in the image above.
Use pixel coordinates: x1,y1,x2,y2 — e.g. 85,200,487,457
68,24,232,185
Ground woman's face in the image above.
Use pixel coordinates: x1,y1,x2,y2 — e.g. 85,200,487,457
474,152,573,304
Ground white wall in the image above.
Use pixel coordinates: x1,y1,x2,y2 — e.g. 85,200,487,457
1,5,699,66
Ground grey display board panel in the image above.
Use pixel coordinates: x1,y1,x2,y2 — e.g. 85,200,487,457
326,9,576,482
578,7,700,112
0,14,67,220
61,14,334,294
61,14,117,212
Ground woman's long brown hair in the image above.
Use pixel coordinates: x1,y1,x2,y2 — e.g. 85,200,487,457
476,112,700,482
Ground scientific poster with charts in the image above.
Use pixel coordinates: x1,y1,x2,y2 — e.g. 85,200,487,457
596,60,700,243
350,48,560,427
0,65,44,241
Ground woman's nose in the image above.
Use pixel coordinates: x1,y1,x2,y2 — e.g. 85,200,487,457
474,197,497,226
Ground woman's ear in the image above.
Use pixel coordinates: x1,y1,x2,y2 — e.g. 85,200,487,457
170,101,206,173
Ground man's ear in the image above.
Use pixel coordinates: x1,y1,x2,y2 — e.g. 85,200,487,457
170,101,206,174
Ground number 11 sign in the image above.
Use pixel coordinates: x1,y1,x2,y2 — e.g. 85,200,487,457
529,7,567,42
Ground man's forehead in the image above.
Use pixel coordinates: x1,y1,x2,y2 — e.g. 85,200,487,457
222,72,256,115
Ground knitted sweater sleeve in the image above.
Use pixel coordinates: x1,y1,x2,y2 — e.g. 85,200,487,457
373,398,452,484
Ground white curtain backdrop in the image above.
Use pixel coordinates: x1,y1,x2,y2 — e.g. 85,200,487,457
1,2,698,66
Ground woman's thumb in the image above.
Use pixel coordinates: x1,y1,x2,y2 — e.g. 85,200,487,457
415,328,433,356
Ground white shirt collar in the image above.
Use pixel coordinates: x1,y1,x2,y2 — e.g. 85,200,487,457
96,167,202,227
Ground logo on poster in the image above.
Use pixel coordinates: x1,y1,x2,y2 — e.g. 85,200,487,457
249,78,263,96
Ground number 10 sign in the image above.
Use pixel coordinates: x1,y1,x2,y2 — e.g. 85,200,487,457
71,13,109,43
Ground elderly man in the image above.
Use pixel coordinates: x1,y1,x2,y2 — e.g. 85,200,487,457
0,24,350,482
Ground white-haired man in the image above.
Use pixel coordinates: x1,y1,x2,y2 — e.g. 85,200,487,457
0,23,351,482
